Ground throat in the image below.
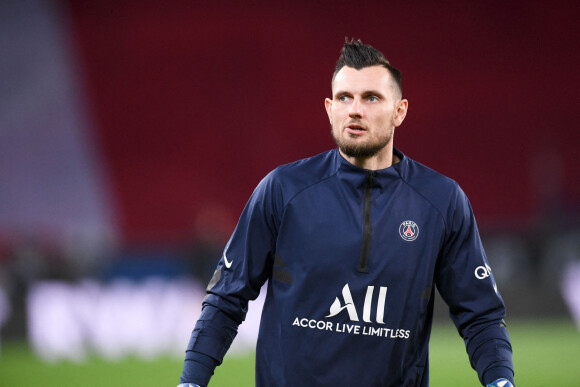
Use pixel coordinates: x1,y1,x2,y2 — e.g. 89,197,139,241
339,147,396,171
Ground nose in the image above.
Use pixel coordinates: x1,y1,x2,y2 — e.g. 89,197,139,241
348,97,362,118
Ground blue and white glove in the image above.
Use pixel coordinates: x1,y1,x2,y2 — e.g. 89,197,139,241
487,378,514,387
176,384,202,387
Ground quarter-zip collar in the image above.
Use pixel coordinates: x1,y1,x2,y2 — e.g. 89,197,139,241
332,148,407,273
333,147,407,189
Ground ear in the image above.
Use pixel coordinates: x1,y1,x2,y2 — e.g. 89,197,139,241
324,98,333,122
392,99,408,127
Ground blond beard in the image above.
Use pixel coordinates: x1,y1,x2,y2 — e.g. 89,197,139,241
331,124,393,159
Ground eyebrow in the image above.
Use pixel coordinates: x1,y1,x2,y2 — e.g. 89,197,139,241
334,89,387,99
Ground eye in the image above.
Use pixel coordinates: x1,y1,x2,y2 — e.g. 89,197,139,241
367,96,379,102
338,95,349,102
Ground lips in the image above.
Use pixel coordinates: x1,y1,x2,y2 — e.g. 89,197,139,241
345,123,367,135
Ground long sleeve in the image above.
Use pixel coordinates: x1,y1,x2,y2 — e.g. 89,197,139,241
180,304,238,385
435,187,514,385
180,171,282,384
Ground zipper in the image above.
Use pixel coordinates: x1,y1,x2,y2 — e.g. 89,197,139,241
358,171,375,273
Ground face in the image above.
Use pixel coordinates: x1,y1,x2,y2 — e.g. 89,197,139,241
325,66,408,162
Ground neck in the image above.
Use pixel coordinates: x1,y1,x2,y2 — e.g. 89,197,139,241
339,144,399,171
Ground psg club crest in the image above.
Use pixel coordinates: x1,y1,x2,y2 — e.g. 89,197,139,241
399,220,419,241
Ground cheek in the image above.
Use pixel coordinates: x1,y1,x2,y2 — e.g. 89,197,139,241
330,110,343,125
375,112,395,128
326,106,333,121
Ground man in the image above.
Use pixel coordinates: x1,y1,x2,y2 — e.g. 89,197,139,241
178,39,515,386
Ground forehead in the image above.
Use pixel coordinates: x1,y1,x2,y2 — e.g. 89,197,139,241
332,65,395,96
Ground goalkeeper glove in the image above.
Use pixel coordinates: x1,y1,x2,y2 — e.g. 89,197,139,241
487,378,514,387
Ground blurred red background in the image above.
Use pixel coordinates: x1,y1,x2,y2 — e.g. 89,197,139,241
66,0,579,243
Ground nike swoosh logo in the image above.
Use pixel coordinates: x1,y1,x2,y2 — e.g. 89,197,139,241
224,252,233,268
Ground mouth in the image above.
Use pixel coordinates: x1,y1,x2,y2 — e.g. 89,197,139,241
345,123,367,135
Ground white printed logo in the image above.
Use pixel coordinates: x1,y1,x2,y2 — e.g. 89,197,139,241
399,220,419,241
292,283,410,339
223,252,233,269
475,264,499,294
326,284,387,324
474,264,492,279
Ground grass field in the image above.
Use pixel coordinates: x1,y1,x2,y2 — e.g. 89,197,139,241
1,319,578,386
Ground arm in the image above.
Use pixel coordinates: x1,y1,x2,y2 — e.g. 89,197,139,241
179,172,283,385
179,305,239,386
435,187,514,386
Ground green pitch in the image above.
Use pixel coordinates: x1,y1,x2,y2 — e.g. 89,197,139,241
1,319,578,386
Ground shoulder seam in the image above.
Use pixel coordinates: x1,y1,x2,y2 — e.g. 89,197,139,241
395,169,452,234
286,169,340,207
273,165,341,218
269,150,340,209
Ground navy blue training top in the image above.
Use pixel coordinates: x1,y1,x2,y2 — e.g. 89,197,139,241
181,148,514,386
